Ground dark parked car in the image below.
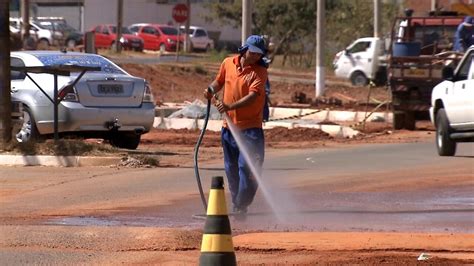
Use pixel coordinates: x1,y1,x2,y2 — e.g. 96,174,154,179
35,17,84,48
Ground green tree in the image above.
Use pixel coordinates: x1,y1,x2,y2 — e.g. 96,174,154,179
204,0,398,68
204,0,316,66
327,0,398,52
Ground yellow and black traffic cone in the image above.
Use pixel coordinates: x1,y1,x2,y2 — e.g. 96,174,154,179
199,176,236,266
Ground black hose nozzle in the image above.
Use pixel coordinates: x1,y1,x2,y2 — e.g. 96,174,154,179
207,86,215,95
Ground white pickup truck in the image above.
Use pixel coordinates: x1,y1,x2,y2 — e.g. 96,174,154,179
333,37,387,86
430,46,474,156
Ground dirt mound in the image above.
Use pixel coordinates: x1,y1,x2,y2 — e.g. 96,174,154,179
142,127,333,147
265,127,332,142
119,63,390,109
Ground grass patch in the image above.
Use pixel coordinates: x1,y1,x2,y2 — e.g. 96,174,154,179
194,65,208,75
2,139,123,156
206,49,231,63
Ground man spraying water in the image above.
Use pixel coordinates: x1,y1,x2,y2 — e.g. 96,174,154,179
204,35,268,217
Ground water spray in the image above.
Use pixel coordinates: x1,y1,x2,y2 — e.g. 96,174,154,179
194,87,284,220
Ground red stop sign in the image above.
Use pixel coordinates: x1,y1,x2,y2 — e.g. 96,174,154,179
172,4,188,23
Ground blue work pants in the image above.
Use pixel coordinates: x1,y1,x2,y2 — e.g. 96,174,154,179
221,127,265,210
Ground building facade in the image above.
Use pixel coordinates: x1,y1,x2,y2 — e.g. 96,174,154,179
12,0,241,47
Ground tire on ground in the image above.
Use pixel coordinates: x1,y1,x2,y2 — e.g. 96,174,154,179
350,71,368,86
37,39,50,50
393,111,405,130
393,111,416,130
15,106,41,144
435,108,456,156
110,132,141,150
403,111,416,130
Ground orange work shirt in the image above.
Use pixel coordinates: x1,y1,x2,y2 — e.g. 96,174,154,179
214,55,268,130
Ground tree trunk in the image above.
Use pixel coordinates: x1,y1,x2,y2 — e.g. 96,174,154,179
0,0,12,148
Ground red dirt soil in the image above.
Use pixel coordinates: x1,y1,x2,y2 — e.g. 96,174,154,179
114,62,471,264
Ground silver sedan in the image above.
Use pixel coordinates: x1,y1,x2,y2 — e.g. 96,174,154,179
10,51,156,149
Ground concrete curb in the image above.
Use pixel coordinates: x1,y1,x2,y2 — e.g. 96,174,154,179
153,117,359,138
156,105,393,123
0,155,122,167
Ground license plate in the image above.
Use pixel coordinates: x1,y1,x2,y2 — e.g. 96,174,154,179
404,68,428,78
98,84,124,94
131,43,139,47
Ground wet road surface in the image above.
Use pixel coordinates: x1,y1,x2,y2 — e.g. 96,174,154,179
25,141,473,233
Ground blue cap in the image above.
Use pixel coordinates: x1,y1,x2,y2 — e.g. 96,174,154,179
244,35,266,55
463,16,473,26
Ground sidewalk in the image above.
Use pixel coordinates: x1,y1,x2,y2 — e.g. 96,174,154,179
0,154,121,167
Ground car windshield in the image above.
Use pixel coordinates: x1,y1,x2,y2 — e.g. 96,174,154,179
179,28,194,35
34,54,125,74
109,26,132,34
159,27,178,35
35,22,50,29
36,21,75,32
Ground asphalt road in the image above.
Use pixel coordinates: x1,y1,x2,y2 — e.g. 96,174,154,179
0,141,472,232
0,141,473,264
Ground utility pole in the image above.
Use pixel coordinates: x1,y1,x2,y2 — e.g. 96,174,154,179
184,0,191,52
20,0,30,49
374,0,380,38
242,0,252,45
0,0,12,148
115,0,123,53
315,0,325,98
431,0,437,12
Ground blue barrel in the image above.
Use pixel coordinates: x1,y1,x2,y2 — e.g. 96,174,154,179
393,42,421,57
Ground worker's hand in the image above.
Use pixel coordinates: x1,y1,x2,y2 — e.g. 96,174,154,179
214,100,231,113
203,89,213,100
203,86,215,100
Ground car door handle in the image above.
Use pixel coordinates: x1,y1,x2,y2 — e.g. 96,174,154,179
462,84,465,89
11,87,18,93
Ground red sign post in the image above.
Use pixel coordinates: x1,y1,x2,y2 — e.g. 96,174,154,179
172,4,188,23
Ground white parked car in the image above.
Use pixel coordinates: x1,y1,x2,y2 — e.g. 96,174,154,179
430,46,474,156
11,51,156,149
333,37,387,86
180,26,214,52
10,18,62,48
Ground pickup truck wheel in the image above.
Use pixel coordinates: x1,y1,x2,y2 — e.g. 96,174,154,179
436,109,456,156
404,111,416,130
350,71,368,86
393,111,405,130
15,106,40,144
393,111,415,130
110,133,141,150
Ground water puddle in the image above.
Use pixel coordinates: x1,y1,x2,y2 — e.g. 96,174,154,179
44,215,203,228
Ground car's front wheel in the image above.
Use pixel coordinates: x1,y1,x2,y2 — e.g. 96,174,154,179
37,38,50,50
66,39,76,48
110,132,141,150
436,108,456,156
350,71,368,86
15,106,40,144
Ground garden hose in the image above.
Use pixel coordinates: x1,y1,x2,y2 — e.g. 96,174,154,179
193,87,215,212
